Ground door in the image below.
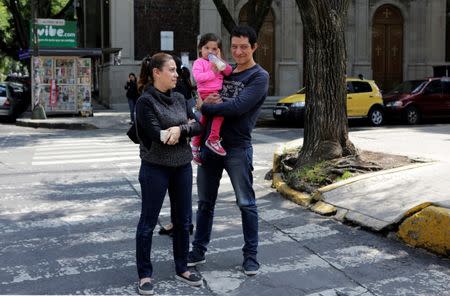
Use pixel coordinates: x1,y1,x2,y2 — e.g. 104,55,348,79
442,80,450,116
346,81,374,117
419,80,444,117
239,3,275,95
372,5,403,92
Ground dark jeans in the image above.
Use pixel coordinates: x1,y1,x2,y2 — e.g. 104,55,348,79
128,98,136,123
192,146,258,259
136,161,193,279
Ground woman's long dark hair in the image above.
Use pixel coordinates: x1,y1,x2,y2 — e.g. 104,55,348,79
138,52,173,94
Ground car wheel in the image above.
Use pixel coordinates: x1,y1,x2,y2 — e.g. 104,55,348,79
368,107,384,126
405,106,420,125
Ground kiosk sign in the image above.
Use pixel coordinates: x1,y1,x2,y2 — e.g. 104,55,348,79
31,19,77,48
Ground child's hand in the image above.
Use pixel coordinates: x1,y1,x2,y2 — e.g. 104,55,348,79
210,62,219,73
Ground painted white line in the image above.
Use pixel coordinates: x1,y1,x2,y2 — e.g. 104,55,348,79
32,155,139,165
284,224,340,240
34,147,137,156
33,151,138,160
321,245,409,269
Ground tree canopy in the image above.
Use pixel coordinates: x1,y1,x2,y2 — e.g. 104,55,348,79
0,0,73,59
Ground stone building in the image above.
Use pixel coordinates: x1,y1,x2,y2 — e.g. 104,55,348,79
94,0,449,109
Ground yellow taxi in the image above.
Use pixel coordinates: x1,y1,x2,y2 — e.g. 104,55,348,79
273,78,385,126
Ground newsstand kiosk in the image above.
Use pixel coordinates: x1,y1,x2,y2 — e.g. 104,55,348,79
31,48,102,116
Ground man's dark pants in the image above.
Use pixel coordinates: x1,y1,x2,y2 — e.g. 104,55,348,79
192,146,258,260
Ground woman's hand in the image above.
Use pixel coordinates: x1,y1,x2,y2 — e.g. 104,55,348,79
166,126,181,145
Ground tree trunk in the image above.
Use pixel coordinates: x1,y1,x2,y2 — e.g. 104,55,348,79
212,0,273,36
212,0,236,34
295,0,357,167
5,0,29,49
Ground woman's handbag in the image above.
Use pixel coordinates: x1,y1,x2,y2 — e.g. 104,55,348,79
126,121,139,144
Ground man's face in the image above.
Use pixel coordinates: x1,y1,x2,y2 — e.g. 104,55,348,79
230,36,257,65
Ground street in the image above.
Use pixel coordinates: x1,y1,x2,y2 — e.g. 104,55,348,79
0,122,450,295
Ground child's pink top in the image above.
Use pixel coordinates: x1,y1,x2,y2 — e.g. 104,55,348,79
192,57,232,94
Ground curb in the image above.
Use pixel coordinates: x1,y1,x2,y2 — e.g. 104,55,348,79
272,144,450,258
16,119,98,130
398,206,450,257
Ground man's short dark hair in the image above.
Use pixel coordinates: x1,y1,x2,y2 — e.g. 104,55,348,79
231,25,257,48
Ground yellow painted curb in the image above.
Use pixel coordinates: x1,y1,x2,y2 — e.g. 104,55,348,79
311,201,337,216
398,206,450,257
272,173,312,207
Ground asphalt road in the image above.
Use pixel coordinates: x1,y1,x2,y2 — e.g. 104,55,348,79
0,122,449,295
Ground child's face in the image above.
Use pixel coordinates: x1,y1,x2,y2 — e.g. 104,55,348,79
200,41,220,59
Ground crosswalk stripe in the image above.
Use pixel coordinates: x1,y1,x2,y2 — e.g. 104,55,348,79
33,151,138,160
32,155,139,166
34,147,137,156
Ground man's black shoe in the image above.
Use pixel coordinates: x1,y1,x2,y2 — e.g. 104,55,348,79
187,250,206,267
243,257,260,276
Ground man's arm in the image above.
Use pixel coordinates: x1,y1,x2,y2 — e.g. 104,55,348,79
201,72,269,117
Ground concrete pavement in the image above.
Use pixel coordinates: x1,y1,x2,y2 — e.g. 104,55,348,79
15,107,450,257
273,139,450,257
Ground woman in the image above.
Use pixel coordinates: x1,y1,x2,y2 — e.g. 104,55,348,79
135,53,203,295
124,73,139,124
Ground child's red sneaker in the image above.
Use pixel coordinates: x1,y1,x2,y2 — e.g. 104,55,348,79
192,146,202,166
205,139,227,156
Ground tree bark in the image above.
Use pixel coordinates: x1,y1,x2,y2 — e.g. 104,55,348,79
212,0,273,36
4,0,29,49
212,0,236,34
53,0,75,19
295,0,357,167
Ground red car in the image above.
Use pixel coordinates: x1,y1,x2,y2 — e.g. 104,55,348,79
383,78,450,124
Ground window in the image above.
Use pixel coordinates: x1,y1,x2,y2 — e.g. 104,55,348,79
351,81,372,93
424,80,443,94
346,82,354,93
0,86,6,97
443,81,450,94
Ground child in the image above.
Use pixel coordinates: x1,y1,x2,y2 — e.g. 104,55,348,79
191,33,232,165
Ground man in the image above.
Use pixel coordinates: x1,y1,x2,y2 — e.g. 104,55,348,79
188,25,269,275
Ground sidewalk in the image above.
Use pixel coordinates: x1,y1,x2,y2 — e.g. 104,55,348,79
273,140,450,257
16,110,131,130
15,105,277,130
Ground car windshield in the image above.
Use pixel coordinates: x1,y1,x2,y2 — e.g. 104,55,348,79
386,80,426,95
296,87,306,94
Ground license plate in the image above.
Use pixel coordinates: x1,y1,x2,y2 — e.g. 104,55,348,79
275,109,282,115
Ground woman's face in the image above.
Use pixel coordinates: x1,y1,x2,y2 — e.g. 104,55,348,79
154,59,178,92
129,75,135,81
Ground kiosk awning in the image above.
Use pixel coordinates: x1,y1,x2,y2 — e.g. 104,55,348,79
32,47,103,57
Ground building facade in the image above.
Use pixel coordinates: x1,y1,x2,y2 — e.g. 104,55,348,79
98,0,449,109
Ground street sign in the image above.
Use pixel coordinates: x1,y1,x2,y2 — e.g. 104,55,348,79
18,48,30,60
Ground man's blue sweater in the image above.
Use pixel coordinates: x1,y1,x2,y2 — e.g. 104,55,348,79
201,64,269,149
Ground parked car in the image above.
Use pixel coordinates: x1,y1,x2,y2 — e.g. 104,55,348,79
0,81,30,121
383,77,450,124
273,78,385,126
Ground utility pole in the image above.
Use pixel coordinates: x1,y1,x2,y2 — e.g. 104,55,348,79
31,0,47,119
